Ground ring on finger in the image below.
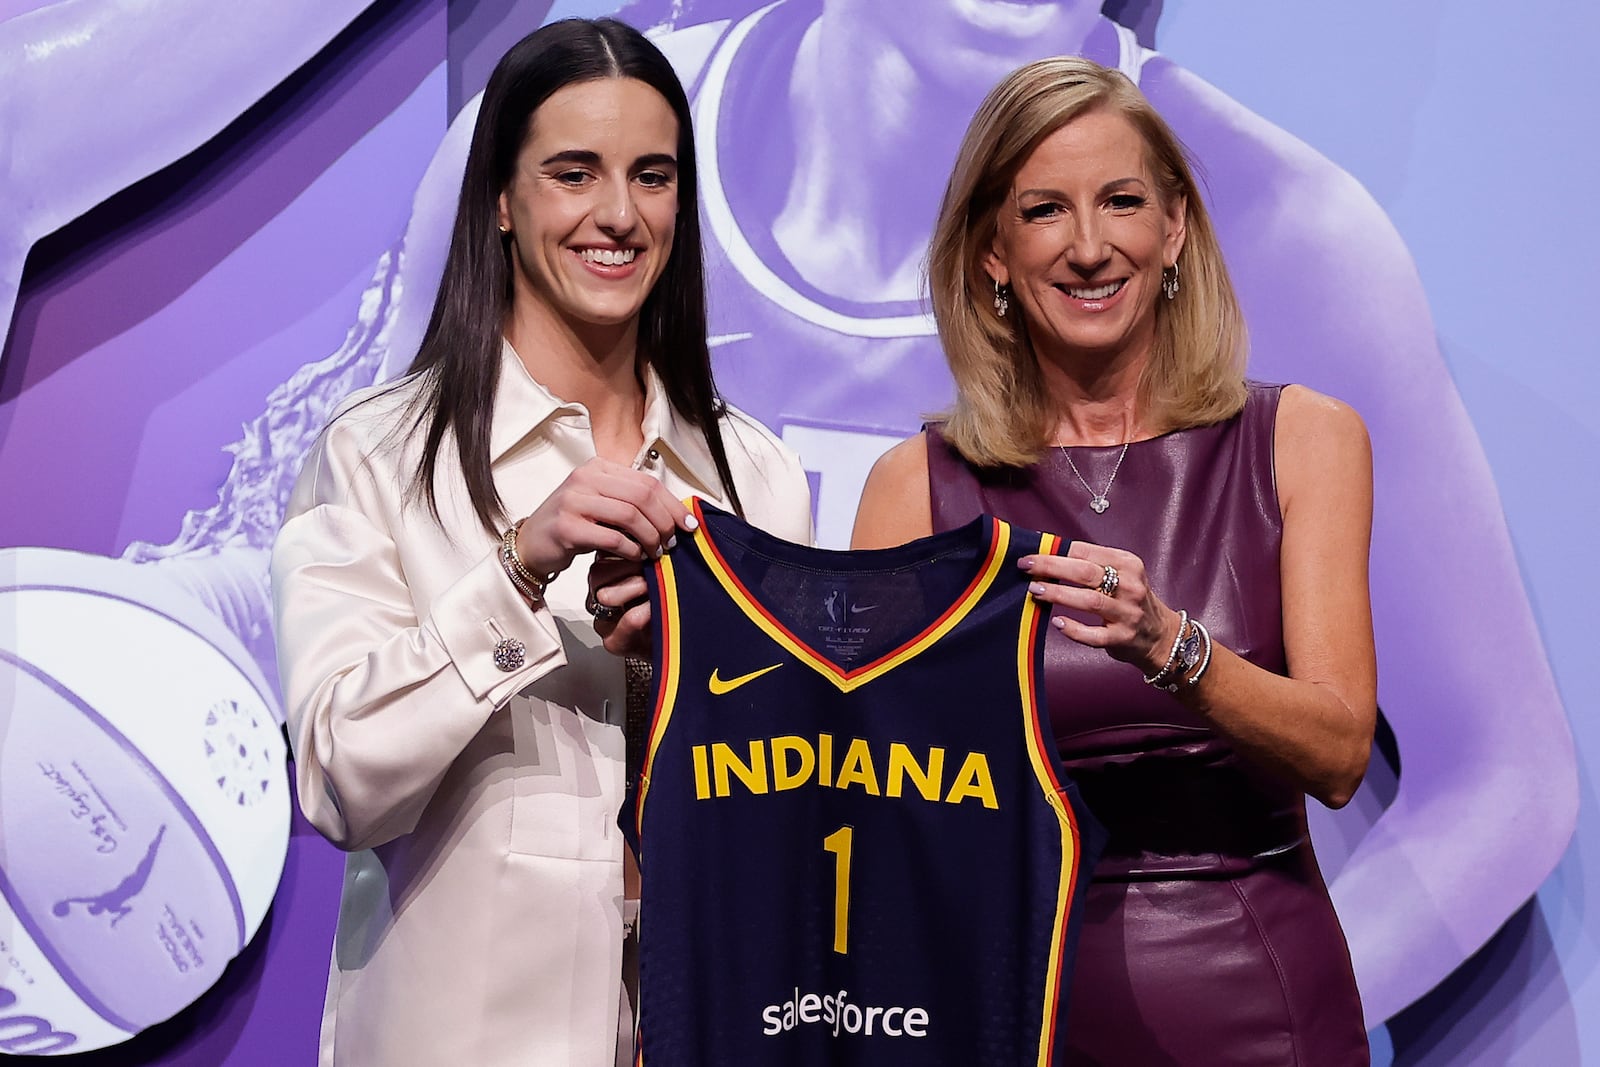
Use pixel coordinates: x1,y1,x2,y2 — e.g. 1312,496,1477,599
586,591,622,622
1097,565,1119,598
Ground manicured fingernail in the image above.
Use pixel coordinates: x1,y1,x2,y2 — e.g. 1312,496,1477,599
683,515,699,531
1052,616,1066,629
666,535,678,551
1019,557,1034,570
1028,582,1046,596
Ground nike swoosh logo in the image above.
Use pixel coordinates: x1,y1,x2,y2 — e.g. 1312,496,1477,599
708,663,784,695
849,604,878,614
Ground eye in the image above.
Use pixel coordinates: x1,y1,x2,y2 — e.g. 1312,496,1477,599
635,170,675,189
1108,194,1146,212
1021,201,1062,222
554,169,594,186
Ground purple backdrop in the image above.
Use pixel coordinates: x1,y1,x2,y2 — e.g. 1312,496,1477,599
0,0,1583,1063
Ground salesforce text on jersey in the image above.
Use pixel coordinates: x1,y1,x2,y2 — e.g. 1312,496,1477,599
761,987,929,1039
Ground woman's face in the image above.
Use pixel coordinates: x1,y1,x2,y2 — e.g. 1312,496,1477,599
985,106,1185,368
497,77,680,331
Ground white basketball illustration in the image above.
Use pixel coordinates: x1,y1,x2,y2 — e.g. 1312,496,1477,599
0,548,289,1055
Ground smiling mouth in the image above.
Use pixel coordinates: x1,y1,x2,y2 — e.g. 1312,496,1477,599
1061,280,1125,301
579,248,637,266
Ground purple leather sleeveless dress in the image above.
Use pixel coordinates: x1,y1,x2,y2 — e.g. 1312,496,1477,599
928,384,1368,1066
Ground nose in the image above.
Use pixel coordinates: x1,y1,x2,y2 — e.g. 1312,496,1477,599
594,178,636,237
1064,213,1109,276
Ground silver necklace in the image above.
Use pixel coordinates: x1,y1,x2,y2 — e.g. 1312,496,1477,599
1057,441,1130,514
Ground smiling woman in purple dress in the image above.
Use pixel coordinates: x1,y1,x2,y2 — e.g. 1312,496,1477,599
854,57,1373,1064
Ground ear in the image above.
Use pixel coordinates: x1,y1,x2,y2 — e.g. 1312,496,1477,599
497,189,513,235
982,233,1010,290
1164,193,1188,267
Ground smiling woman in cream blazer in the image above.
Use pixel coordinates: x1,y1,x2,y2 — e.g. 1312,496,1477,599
270,19,810,1066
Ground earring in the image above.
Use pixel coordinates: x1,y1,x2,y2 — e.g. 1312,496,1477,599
1162,260,1180,301
498,223,510,235
993,278,1010,317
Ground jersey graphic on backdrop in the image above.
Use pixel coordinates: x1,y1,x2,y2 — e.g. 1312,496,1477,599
631,501,1103,1065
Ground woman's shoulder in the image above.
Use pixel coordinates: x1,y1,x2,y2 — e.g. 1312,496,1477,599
1270,384,1372,499
1237,380,1366,449
323,375,424,440
289,375,428,511
1271,382,1365,433
872,431,932,480
854,432,933,549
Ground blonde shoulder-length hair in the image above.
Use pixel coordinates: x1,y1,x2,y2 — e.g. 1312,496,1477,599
928,56,1247,468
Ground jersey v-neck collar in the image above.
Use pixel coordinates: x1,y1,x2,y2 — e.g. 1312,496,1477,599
686,497,1010,692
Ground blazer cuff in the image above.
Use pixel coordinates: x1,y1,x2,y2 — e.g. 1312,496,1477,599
425,549,566,705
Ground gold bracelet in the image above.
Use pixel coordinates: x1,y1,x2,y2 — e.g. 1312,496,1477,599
500,520,557,605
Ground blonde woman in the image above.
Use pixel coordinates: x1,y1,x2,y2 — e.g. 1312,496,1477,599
855,58,1372,1063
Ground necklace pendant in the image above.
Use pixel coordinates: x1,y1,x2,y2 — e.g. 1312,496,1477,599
1058,439,1130,517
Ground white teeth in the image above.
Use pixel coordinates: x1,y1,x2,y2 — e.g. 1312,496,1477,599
581,248,636,266
1066,281,1124,300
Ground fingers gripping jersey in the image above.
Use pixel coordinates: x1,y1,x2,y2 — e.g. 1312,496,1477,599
630,501,1103,1066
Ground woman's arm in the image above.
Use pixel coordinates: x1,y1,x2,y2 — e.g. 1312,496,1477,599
1159,65,1578,1016
270,420,568,853
1184,385,1376,804
850,432,932,549
1027,387,1377,808
275,406,695,853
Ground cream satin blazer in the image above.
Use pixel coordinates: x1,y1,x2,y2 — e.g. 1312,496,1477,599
271,342,813,1066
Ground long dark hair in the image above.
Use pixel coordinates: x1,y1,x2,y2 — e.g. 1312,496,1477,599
406,17,742,533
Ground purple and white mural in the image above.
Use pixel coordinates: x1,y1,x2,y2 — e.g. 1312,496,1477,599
0,0,1592,1062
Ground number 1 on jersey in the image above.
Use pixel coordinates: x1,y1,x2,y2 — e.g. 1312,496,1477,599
823,825,853,954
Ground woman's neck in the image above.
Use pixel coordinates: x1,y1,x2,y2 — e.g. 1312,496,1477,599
1036,346,1148,446
504,301,646,462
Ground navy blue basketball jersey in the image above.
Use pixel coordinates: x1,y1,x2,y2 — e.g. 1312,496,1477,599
629,500,1103,1066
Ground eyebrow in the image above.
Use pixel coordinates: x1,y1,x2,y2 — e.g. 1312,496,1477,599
1016,177,1148,200
538,149,679,170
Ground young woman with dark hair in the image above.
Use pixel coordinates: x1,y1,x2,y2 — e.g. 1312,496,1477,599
270,18,811,1065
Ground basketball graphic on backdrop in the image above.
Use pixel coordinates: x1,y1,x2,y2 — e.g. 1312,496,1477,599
0,548,289,1055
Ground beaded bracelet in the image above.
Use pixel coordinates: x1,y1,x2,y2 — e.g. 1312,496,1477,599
500,520,558,607
1142,609,1189,689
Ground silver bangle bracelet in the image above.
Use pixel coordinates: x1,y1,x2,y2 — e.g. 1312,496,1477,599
1184,618,1213,687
